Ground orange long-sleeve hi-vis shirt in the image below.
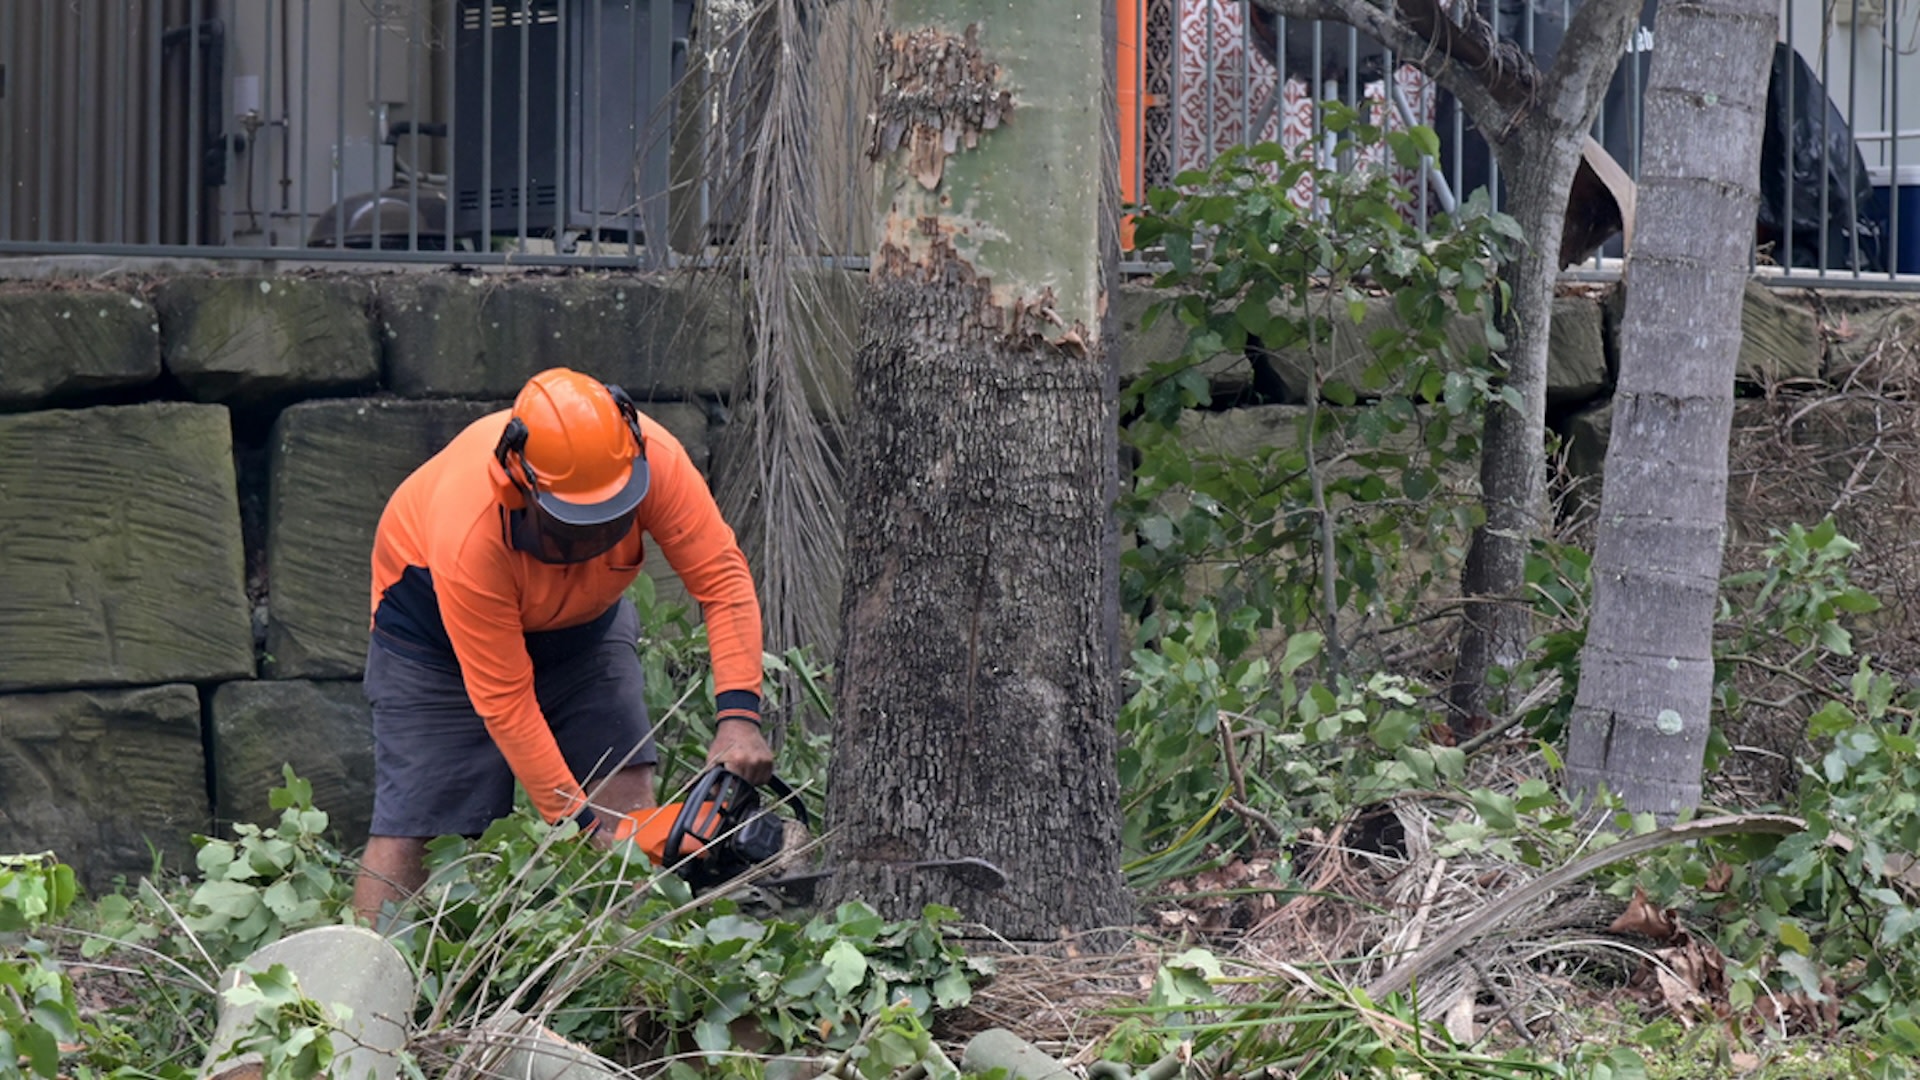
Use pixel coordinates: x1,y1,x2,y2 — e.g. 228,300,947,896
369,410,762,825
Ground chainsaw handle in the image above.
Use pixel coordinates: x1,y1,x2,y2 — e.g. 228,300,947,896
763,775,812,830
661,765,734,868
659,767,810,868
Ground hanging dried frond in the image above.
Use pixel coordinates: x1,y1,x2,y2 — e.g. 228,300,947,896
674,0,879,720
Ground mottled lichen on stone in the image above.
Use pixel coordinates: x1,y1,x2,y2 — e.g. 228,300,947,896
869,22,1014,189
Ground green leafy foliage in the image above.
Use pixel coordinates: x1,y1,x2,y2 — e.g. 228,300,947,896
403,803,989,1069
84,766,355,981
216,963,341,1080
1118,112,1517,882
629,575,834,803
0,855,82,1079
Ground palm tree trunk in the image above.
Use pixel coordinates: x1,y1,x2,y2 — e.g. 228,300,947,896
821,0,1131,939
1565,0,1777,815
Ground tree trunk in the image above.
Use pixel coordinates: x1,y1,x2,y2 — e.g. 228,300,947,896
822,0,1131,939
1565,0,1776,815
1448,128,1585,728
1247,0,1649,730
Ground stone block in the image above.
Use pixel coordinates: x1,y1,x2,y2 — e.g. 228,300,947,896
1246,292,1607,407
210,680,373,849
378,274,743,401
1564,399,1614,482
156,276,381,406
1548,295,1611,403
0,685,207,891
0,403,254,692
1113,283,1255,401
1738,282,1822,385
0,284,162,407
266,398,502,678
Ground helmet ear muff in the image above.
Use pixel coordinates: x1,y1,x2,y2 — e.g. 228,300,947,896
493,416,538,505
604,384,647,463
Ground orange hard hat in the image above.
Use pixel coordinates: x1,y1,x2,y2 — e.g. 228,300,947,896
496,368,649,527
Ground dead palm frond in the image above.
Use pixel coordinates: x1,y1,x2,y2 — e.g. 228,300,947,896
675,0,872,714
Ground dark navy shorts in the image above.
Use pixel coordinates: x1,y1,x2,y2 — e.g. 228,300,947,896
363,597,655,838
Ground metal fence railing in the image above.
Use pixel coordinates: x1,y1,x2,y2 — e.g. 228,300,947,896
1120,0,1920,284
2,1,1916,283
0,0,874,269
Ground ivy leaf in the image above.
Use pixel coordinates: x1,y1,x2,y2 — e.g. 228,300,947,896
1472,789,1518,831
1777,920,1812,955
933,968,972,1009
1777,952,1830,1001
192,879,263,921
693,1016,732,1055
823,940,869,995
1880,906,1920,948
1165,229,1193,275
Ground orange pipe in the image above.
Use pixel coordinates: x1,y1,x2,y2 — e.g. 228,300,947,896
1117,0,1143,249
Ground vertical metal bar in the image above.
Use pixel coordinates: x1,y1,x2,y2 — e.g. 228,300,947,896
372,3,386,245
38,7,54,240
1345,24,1357,119
484,0,496,247
0,2,13,240
335,0,348,248
554,0,567,250
264,0,275,244
1450,82,1462,211
1891,3,1902,278
1817,21,1830,274
1846,0,1861,275
1782,8,1795,270
1239,3,1250,151
148,0,163,244
259,0,274,244
1311,20,1323,149
409,0,423,251
78,1,95,242
846,1,862,255
299,0,312,250
626,0,639,261
444,0,458,253
589,0,604,260
221,4,235,247
518,0,530,248
644,0,670,267
188,0,204,246
1205,1,1217,162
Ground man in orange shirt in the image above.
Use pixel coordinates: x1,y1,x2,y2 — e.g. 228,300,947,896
354,368,773,924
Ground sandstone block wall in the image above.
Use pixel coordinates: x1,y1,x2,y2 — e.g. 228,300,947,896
0,266,1864,890
0,269,752,890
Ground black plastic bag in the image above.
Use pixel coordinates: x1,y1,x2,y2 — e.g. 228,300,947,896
1758,42,1886,272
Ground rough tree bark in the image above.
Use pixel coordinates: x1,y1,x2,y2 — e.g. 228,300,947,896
1566,0,1777,815
821,0,1133,938
1249,0,1645,727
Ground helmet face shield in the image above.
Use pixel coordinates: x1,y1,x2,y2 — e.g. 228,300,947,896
509,502,636,564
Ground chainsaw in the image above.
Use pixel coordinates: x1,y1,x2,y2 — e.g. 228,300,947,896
627,765,812,891
626,765,1008,902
